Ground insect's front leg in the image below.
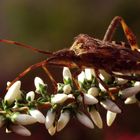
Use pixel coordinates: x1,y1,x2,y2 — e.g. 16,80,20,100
103,16,139,51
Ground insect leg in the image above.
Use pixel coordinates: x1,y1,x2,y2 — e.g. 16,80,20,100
42,65,57,93
94,69,115,100
0,39,52,55
103,16,139,50
6,60,47,90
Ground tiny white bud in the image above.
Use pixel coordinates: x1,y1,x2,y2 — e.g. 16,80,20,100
85,68,95,80
57,110,70,132
26,91,35,101
34,77,45,92
119,86,140,98
106,111,117,126
100,99,121,113
48,125,56,136
124,96,137,104
115,78,128,85
63,67,72,80
10,124,31,136
76,112,94,129
78,71,85,83
99,70,111,81
45,110,56,129
134,81,140,86
4,81,22,105
87,87,99,97
89,107,103,129
99,83,107,92
77,94,98,105
7,81,11,86
13,114,37,125
51,93,68,104
67,94,75,99
29,109,45,124
63,84,72,94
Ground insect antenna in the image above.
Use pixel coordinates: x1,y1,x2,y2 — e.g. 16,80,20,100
0,39,53,56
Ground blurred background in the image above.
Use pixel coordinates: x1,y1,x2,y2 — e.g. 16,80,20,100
0,0,140,140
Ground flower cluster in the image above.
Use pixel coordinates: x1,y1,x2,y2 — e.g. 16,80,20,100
0,67,140,136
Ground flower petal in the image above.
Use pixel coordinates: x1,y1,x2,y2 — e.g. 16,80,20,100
106,111,117,126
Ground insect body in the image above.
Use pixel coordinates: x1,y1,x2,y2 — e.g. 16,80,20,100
1,16,140,98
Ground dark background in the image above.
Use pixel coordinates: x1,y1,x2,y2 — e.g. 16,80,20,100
0,0,140,140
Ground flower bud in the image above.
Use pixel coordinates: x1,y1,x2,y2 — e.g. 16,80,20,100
51,93,68,104
89,107,103,129
57,110,70,132
78,71,85,83
12,113,37,125
34,77,45,92
48,125,56,136
85,68,95,80
76,112,94,129
63,67,72,81
124,96,137,104
45,110,56,129
106,111,117,126
29,109,45,124
87,87,99,97
115,78,128,85
10,124,31,136
4,81,22,105
100,99,121,113
26,91,35,101
77,94,98,105
99,70,111,82
63,84,72,94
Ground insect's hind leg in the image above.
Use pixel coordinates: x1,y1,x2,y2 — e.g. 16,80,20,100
103,16,139,51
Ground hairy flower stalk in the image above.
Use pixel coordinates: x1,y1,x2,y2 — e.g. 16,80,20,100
0,67,139,136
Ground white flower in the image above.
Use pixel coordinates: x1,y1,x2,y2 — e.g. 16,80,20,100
119,86,140,98
4,81,22,105
76,112,94,129
106,111,117,126
48,125,56,136
57,110,70,132
77,94,98,105
115,77,128,85
87,87,99,97
63,67,72,81
26,91,35,101
78,71,85,83
99,70,111,82
124,96,137,104
34,77,45,92
9,124,31,136
13,113,37,125
45,110,56,129
89,107,103,129
85,68,95,80
51,93,68,104
100,99,121,113
0,115,5,128
29,109,45,124
99,83,107,92
63,84,72,94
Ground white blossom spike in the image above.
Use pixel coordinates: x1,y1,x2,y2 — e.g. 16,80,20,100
89,107,103,129
13,114,37,125
57,110,70,132
77,94,98,105
78,71,85,83
100,99,121,113
76,112,94,129
45,110,56,129
48,125,56,136
119,86,140,98
10,124,31,136
63,84,72,94
29,109,45,124
124,96,137,104
26,91,35,101
34,77,45,92
63,67,72,80
88,87,99,97
106,111,117,126
4,81,22,105
51,93,68,104
85,68,95,80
